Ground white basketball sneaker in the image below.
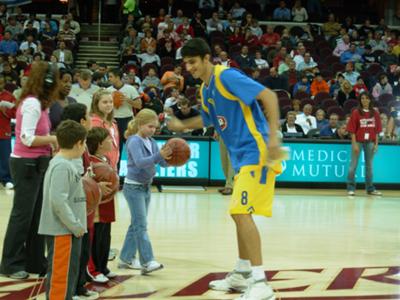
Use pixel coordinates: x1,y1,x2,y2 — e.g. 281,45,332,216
209,271,251,292
235,280,275,300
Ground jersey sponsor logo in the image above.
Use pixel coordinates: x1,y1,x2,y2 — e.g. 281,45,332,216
217,116,227,131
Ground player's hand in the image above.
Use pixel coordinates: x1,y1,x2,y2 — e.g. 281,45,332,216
160,144,172,160
373,143,378,153
75,228,85,238
167,117,185,132
98,181,112,196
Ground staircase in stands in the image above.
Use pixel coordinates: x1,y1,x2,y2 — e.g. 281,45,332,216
75,23,121,70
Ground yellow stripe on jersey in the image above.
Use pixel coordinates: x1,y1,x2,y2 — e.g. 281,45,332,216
214,65,268,167
199,82,209,113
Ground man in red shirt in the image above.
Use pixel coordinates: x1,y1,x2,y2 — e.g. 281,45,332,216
346,92,382,196
259,25,280,49
0,74,16,190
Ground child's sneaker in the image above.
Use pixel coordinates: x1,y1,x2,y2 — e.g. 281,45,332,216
367,190,382,196
209,270,251,292
235,280,275,300
118,258,142,270
347,190,355,196
141,261,163,275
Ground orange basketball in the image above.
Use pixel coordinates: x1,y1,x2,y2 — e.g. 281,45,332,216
165,138,191,166
113,91,124,109
91,162,120,202
82,176,102,215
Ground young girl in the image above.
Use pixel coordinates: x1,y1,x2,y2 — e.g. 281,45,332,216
88,89,119,282
346,92,382,196
118,108,172,274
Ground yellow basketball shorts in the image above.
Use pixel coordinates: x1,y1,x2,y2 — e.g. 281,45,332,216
229,164,282,217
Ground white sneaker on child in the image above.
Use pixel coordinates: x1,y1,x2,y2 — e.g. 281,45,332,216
141,260,163,275
89,273,109,283
209,270,251,292
235,280,275,300
105,271,117,278
118,258,142,270
5,182,14,190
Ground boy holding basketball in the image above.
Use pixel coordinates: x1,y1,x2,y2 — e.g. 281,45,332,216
168,38,284,299
38,120,87,300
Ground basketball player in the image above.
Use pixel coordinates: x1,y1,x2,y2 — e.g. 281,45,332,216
168,38,284,299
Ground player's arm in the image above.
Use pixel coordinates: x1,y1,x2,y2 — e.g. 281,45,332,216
167,115,204,132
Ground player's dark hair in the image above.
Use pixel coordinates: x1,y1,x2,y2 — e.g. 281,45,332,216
56,120,87,149
181,38,211,59
86,127,110,155
61,103,88,123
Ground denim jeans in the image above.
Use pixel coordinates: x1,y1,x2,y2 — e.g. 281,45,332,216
347,142,375,192
120,183,154,265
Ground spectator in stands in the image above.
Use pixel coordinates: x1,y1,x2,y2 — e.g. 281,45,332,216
310,72,329,97
291,99,302,114
139,29,156,53
330,72,345,97
293,75,310,96
296,52,317,75
216,51,239,68
282,60,300,88
353,76,368,97
241,12,253,30
273,0,291,21
161,64,184,92
174,97,200,120
358,18,374,40
69,69,100,108
340,43,364,64
273,46,287,68
40,13,58,34
243,28,259,47
65,13,80,36
157,14,174,36
191,11,207,38
5,16,23,41
173,9,185,26
342,16,357,35
262,67,287,90
346,92,382,196
333,34,350,57
199,0,216,18
0,31,18,55
249,19,263,38
362,45,379,65
0,2,8,25
8,55,24,77
368,32,388,52
20,34,37,53
337,79,356,106
333,121,349,139
293,45,314,67
0,74,16,190
291,0,308,22
23,13,40,31
372,73,393,100
322,13,341,41
50,54,66,69
57,22,76,45
2,62,18,84
13,76,28,100
40,21,57,41
259,25,280,49
316,109,328,129
234,45,256,69
254,50,269,69
137,46,161,67
380,45,399,70
176,17,194,38
122,27,140,54
296,103,317,134
143,87,164,114
278,55,292,75
320,113,339,137
230,1,246,19
49,69,76,130
206,11,223,34
124,67,142,90
13,6,26,25
141,66,163,91
158,39,176,58
280,28,295,49
164,88,180,111
228,26,244,46
343,62,360,86
52,41,74,68
282,111,304,138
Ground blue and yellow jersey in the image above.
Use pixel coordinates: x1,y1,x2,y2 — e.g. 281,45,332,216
200,65,270,172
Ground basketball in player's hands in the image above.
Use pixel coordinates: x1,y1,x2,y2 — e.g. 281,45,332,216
82,176,101,215
113,91,124,109
164,138,191,166
91,162,119,201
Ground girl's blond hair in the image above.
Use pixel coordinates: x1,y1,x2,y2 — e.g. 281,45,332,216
91,89,114,123
125,108,158,138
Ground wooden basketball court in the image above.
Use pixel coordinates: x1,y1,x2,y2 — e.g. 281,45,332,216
0,187,399,299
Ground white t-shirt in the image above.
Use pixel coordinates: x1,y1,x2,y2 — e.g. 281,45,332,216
295,113,317,134
107,84,140,118
69,83,100,109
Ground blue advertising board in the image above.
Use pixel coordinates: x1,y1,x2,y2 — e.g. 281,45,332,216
119,139,210,180
210,141,400,184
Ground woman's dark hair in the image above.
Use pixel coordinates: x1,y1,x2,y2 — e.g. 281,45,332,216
357,92,374,115
59,68,72,79
181,38,211,59
61,103,88,123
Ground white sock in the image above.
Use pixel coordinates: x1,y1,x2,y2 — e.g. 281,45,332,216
251,265,266,281
235,258,251,273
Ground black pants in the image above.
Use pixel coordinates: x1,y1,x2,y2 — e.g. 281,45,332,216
0,139,12,184
0,157,50,275
75,232,90,295
115,116,132,172
92,222,111,275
